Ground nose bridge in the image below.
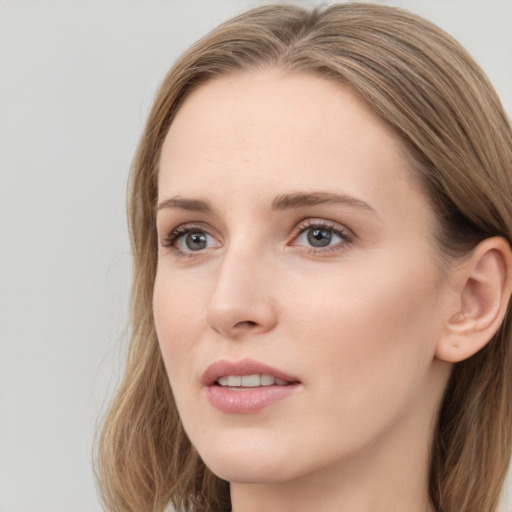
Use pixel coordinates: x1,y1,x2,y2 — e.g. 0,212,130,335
204,235,277,336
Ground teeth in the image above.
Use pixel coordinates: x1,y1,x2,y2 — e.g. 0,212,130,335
260,374,275,386
216,374,290,387
241,374,260,387
227,375,242,387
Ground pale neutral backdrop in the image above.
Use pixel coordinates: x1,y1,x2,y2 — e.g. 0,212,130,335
1,1,511,511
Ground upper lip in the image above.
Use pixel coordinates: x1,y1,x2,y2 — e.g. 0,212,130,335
201,358,301,386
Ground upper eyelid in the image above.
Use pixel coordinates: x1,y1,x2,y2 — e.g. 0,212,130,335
292,218,353,236
295,218,342,229
161,221,215,236
157,212,224,237
163,218,348,233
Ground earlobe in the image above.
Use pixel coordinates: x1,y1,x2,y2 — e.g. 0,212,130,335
436,237,512,363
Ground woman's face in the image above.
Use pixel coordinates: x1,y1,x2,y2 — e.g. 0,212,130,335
154,70,453,485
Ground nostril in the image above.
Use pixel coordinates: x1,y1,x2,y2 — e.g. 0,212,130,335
234,320,258,329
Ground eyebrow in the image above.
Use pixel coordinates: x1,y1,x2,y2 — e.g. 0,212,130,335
272,192,376,213
156,192,376,215
157,197,212,213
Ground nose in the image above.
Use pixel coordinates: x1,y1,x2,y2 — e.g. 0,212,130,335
204,246,278,338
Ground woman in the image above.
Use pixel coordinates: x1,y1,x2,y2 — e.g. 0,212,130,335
96,3,512,512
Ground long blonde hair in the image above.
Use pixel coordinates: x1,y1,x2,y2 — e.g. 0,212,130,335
96,4,512,512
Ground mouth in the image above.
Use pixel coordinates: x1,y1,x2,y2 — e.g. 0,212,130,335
215,374,291,388
202,359,302,413
202,358,300,388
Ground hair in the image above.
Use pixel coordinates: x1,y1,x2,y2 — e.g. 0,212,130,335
96,3,512,512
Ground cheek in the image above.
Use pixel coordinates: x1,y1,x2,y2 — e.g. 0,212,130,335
289,258,440,346
284,259,444,413
153,269,204,386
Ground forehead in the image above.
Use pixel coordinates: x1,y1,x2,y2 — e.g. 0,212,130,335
158,69,425,219
162,69,398,163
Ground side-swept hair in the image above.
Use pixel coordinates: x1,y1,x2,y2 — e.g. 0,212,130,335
96,4,512,512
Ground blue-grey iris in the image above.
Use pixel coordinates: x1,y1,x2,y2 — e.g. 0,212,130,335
307,228,332,247
186,232,208,251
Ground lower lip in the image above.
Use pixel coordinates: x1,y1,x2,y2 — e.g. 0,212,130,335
206,384,300,413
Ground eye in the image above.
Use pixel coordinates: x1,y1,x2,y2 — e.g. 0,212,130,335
163,225,221,254
290,221,352,251
178,231,213,251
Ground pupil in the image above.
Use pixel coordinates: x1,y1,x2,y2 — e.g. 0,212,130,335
307,228,332,247
186,232,207,250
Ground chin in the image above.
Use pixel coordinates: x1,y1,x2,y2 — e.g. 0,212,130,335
205,458,290,485
195,435,297,484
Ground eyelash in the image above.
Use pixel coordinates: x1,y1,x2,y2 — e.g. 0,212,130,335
161,219,354,257
161,223,214,257
291,219,354,254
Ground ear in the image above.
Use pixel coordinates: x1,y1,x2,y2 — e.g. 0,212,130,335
436,237,512,363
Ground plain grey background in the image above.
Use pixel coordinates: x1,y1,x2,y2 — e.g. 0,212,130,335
1,1,511,511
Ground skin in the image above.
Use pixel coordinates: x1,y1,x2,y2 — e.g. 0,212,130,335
153,69,456,512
